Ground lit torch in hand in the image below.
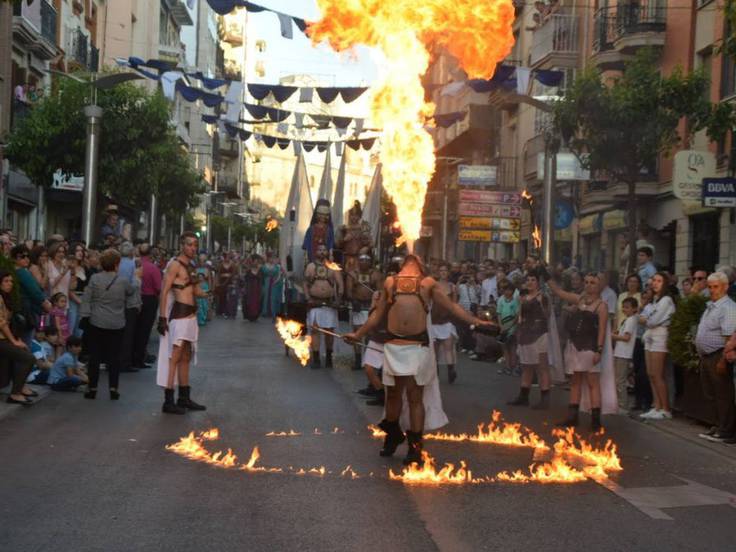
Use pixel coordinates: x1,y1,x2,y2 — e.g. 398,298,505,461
265,218,279,232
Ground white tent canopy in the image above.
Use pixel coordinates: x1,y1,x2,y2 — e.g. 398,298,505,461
363,163,383,247
316,145,334,205
332,150,348,228
280,152,312,282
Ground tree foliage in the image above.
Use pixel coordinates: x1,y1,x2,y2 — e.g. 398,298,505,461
210,215,279,253
552,48,733,269
6,76,205,219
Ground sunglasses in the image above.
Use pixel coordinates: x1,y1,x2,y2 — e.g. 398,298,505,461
693,276,706,281
16,253,29,259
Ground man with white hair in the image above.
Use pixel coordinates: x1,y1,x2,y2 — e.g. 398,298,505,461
695,271,736,443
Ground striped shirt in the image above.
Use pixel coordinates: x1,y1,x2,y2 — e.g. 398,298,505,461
695,295,736,355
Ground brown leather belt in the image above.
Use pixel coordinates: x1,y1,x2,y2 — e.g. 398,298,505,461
171,301,197,320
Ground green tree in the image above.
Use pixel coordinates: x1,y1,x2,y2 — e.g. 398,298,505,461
6,76,205,221
553,48,733,271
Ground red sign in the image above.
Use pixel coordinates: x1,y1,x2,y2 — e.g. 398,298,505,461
459,190,522,204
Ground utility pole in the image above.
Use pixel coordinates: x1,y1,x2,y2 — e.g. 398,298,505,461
542,139,557,265
149,192,158,245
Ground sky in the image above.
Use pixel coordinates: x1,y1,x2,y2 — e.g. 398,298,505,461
243,0,378,86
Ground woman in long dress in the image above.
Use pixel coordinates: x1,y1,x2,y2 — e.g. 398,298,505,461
260,253,284,320
242,255,262,322
216,254,238,318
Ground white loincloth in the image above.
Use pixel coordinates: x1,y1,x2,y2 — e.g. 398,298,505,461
363,340,384,369
156,315,198,387
351,309,369,326
307,306,338,329
382,343,435,387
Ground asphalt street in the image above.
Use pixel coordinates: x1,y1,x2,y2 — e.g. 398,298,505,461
1,317,735,552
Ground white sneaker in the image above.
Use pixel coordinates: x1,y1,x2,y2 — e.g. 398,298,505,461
646,410,666,421
660,410,672,419
639,408,658,419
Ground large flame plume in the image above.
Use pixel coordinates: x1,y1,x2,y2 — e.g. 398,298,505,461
309,1,515,243
275,317,312,366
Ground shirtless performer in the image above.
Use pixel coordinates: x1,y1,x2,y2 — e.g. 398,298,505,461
304,243,344,369
346,253,383,371
432,263,459,384
344,254,493,465
336,201,372,272
157,232,208,414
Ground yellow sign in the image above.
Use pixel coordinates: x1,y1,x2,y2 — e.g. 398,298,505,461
458,229,491,242
459,217,491,229
459,217,521,230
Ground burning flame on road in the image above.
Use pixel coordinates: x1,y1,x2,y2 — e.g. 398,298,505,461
275,317,312,366
532,225,542,250
266,430,302,437
167,414,623,486
389,451,473,485
310,1,515,243
265,219,279,232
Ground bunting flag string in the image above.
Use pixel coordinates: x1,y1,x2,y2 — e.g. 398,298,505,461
205,0,307,40
210,115,379,153
116,57,369,106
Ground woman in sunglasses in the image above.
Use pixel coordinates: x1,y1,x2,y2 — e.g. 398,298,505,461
548,271,616,431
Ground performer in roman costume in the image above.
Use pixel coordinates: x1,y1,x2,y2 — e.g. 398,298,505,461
336,200,373,272
344,254,494,466
431,263,459,383
157,232,208,414
548,272,616,431
302,199,335,263
304,243,343,369
346,253,383,371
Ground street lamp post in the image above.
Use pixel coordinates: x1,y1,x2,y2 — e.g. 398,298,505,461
82,104,103,246
149,192,158,245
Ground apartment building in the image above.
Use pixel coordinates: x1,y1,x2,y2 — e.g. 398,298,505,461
491,0,736,276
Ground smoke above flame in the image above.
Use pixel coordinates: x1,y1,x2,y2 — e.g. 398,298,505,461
309,1,516,242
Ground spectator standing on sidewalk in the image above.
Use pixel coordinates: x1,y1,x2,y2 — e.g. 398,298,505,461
132,244,161,369
118,242,140,372
695,272,736,443
612,297,639,413
640,272,676,421
80,249,139,401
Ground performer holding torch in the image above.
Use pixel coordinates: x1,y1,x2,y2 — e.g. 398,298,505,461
304,243,343,369
346,253,383,371
344,254,495,466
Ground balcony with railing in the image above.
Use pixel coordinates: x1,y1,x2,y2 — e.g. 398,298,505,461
68,28,89,68
530,14,579,69
592,1,666,68
12,0,58,60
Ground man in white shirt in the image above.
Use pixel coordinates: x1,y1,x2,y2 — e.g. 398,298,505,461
480,272,498,307
598,272,617,328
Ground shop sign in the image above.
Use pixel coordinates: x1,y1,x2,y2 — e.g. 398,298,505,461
459,217,521,230
459,190,521,204
702,177,736,207
579,213,602,235
458,165,497,187
52,169,84,192
458,202,522,217
672,150,715,201
459,229,491,242
602,209,627,230
537,153,590,181
492,231,521,243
